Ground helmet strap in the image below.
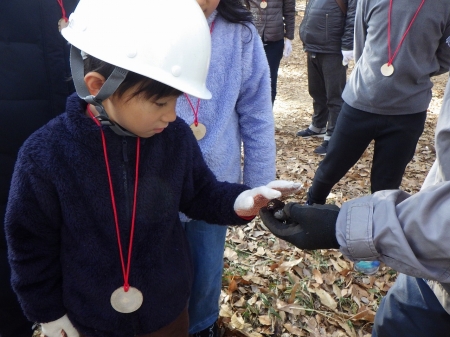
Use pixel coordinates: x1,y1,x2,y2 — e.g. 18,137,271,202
70,45,137,137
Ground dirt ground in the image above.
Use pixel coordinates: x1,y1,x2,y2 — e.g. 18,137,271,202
218,2,449,336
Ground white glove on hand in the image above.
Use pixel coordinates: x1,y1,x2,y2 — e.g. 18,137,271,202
341,49,354,66
234,180,302,218
41,314,79,337
283,39,293,58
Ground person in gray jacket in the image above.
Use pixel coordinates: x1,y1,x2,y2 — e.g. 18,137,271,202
296,0,356,155
307,0,450,201
307,0,450,276
247,0,296,105
260,74,450,336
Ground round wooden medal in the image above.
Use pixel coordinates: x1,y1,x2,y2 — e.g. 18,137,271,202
110,286,143,313
58,18,69,32
380,63,394,77
190,123,207,140
260,1,267,8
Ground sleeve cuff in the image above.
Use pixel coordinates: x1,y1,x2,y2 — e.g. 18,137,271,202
337,201,379,260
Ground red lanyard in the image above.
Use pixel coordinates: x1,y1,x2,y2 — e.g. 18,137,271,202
87,105,140,292
56,0,68,22
184,94,201,126
387,0,425,66
183,21,215,126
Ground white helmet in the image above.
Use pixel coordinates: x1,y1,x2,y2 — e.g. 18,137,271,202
61,0,211,100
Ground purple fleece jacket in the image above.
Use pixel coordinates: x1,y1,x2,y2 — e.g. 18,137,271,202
5,94,250,336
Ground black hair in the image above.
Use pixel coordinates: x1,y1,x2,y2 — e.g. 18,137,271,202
83,55,182,101
217,0,253,25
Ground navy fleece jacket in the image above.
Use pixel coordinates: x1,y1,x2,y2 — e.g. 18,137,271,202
5,94,250,336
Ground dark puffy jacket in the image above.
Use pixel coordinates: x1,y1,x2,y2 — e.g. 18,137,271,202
250,0,296,41
299,0,356,53
0,0,78,250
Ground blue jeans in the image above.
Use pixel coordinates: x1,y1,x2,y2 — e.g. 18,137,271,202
373,274,450,336
182,220,227,334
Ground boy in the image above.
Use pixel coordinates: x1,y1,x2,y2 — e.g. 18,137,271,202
4,0,300,336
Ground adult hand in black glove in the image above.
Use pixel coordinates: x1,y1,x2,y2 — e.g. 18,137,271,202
259,201,340,250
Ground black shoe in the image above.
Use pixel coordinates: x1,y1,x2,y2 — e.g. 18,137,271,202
192,322,218,337
296,127,326,138
314,140,329,155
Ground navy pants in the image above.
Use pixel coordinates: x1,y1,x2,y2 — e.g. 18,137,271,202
308,103,427,204
307,52,347,137
263,39,284,105
373,274,450,337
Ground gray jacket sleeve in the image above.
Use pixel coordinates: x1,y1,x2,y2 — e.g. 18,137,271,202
283,0,296,40
336,186,450,283
341,0,357,50
353,0,368,62
433,28,450,76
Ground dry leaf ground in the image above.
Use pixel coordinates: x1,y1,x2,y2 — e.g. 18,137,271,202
219,1,447,336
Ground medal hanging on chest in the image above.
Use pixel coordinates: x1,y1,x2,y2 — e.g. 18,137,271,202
260,0,268,9
185,94,206,141
110,286,143,313
190,121,207,140
56,0,69,32
185,22,215,141
381,0,425,77
87,106,144,314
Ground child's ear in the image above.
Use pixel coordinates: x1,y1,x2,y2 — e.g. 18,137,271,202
84,72,106,96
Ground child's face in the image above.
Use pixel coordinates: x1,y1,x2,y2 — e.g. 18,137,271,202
196,0,220,18
101,91,178,138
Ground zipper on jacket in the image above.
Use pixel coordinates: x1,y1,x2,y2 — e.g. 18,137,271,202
325,14,328,41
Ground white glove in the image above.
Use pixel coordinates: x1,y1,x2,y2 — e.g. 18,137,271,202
341,49,354,66
41,314,79,337
283,39,293,58
234,180,302,218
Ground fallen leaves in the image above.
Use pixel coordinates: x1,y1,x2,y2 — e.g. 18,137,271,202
310,288,337,310
220,228,397,336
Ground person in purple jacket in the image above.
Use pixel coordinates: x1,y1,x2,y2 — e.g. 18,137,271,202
4,0,301,336
176,0,276,335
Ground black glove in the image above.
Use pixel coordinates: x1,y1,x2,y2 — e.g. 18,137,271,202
259,201,340,250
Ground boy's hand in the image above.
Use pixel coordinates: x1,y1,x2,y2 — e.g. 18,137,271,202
259,202,340,250
41,314,79,337
234,181,302,218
